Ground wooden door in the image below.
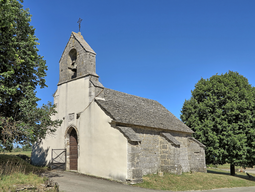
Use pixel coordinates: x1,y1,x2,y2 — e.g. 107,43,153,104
70,129,78,170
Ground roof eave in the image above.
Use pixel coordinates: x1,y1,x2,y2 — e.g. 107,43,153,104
113,121,194,134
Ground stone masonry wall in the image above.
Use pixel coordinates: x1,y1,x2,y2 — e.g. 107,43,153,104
127,141,142,182
188,139,207,172
127,127,161,182
171,132,191,173
126,126,206,182
59,33,96,84
160,136,182,174
137,129,160,175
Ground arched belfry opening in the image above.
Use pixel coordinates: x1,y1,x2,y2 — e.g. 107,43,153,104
65,126,78,171
58,32,98,84
68,49,77,79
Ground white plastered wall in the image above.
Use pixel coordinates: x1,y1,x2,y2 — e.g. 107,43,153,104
78,102,127,181
31,77,127,181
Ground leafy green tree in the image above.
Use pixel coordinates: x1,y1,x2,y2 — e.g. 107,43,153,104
0,0,61,150
181,71,255,175
22,143,32,151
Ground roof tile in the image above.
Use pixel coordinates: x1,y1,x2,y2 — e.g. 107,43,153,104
96,88,194,133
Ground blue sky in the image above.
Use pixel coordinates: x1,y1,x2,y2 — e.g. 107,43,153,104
22,0,255,120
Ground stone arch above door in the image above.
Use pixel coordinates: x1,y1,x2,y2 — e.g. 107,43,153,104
65,125,79,171
65,125,79,141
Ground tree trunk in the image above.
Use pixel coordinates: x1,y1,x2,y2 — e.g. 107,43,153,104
230,164,235,176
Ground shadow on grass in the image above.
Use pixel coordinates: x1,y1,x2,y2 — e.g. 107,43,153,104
208,169,255,182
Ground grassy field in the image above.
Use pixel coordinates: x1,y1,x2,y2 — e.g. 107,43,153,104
207,163,254,171
0,150,32,157
134,168,255,191
207,163,241,169
0,154,54,191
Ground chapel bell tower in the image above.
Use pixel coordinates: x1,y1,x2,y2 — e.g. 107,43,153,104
58,32,99,84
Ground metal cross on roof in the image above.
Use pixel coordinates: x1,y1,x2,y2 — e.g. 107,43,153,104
77,18,82,32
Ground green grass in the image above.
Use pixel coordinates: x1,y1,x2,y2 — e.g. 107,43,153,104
207,163,254,171
0,154,53,192
134,168,255,191
0,150,32,157
207,163,241,169
0,154,46,175
0,172,47,192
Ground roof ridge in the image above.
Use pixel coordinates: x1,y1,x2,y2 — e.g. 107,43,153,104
104,88,160,103
72,32,95,54
59,31,96,64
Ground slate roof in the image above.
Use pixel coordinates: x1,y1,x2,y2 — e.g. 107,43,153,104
161,133,181,146
118,126,141,142
95,88,194,133
90,78,104,88
188,137,206,148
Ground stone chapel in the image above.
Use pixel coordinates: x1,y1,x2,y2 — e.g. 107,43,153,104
31,32,206,183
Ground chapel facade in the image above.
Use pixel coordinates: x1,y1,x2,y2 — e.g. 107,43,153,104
31,32,206,183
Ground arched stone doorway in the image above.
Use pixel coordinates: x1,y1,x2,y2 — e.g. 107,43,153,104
69,128,78,170
65,126,79,171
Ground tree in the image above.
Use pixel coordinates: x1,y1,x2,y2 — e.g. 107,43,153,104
181,71,255,175
0,0,61,150
22,143,32,151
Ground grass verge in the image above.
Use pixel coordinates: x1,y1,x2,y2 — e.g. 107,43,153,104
0,150,32,157
134,168,255,191
0,172,47,192
0,154,52,192
0,154,46,175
